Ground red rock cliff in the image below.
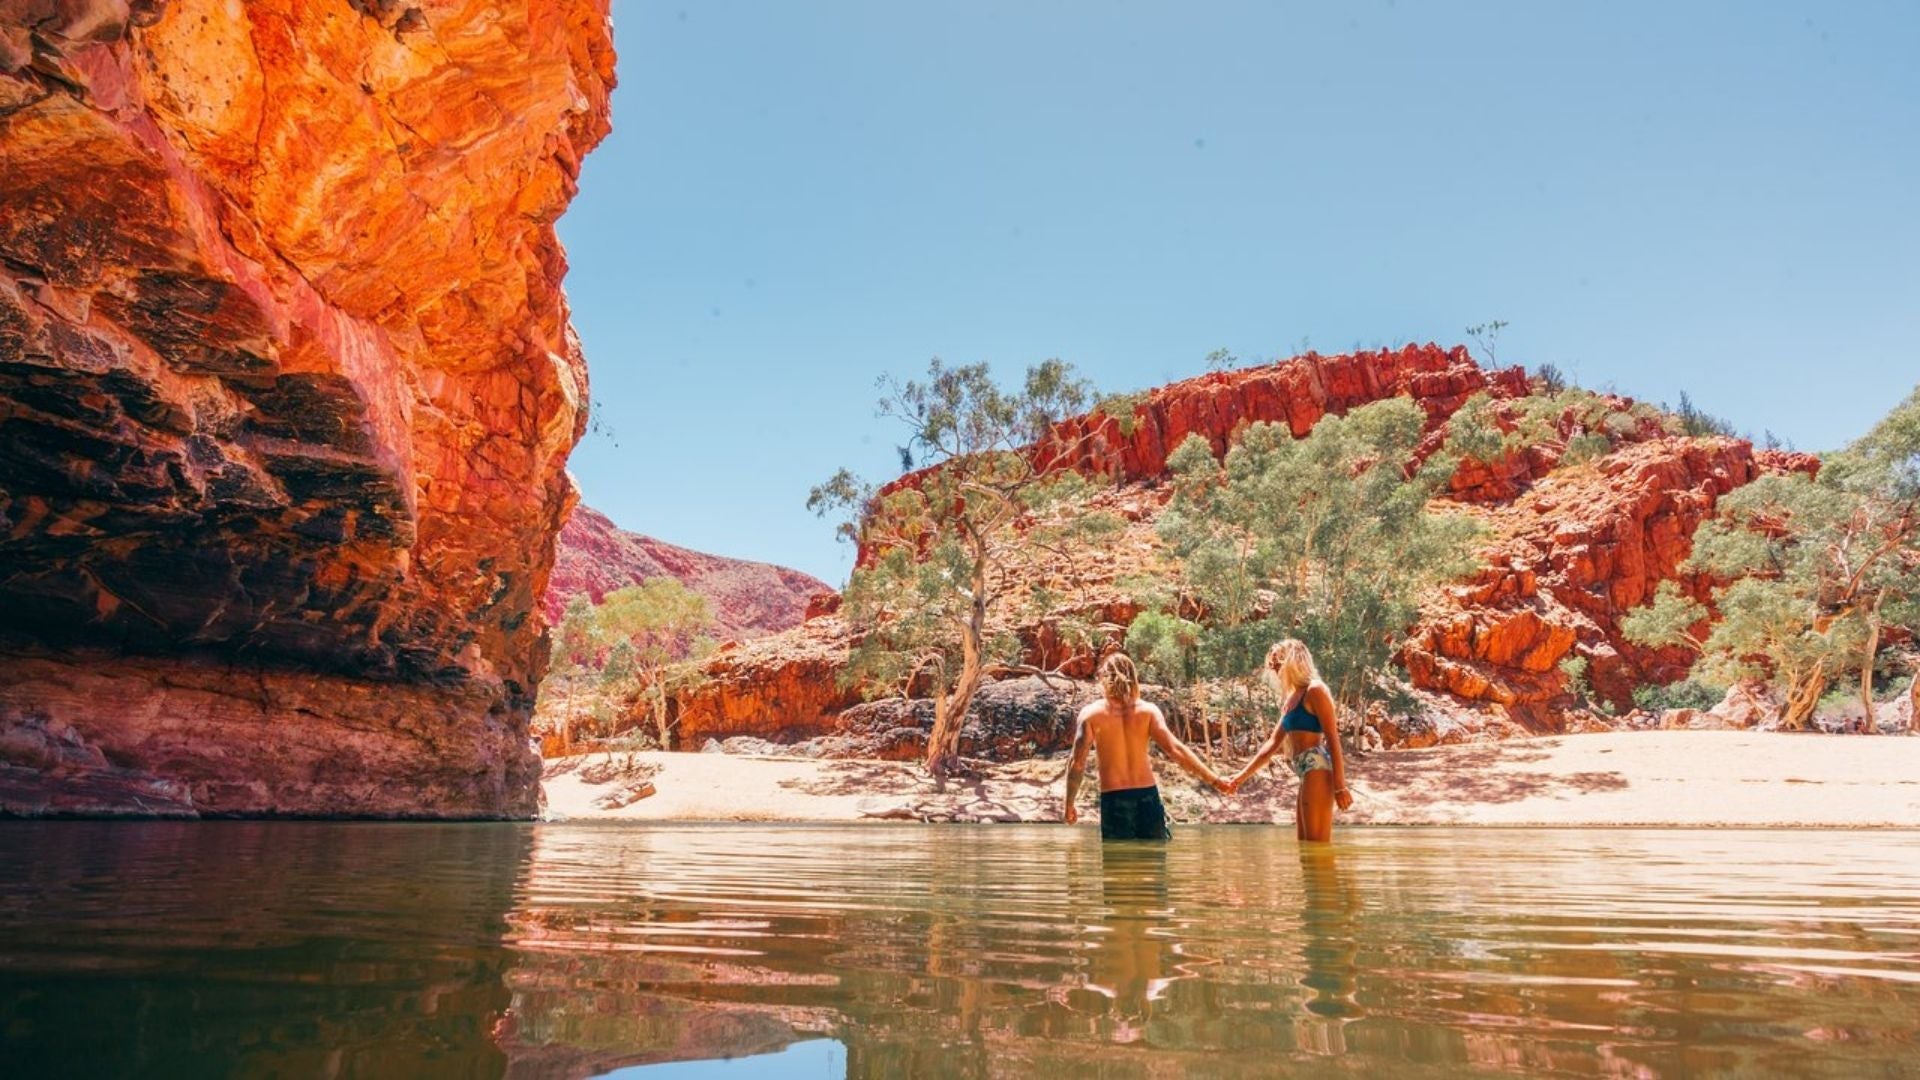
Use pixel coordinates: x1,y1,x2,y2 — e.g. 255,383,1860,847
0,1,614,816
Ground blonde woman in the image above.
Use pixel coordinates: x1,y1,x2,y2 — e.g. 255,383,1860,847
1065,652,1231,840
1228,640,1353,841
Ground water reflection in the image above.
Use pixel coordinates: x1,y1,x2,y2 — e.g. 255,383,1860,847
3,824,1920,1077
0,822,529,1078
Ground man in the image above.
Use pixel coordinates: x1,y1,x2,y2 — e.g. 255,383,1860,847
1064,653,1231,839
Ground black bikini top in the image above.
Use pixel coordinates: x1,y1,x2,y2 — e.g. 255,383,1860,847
1279,694,1323,734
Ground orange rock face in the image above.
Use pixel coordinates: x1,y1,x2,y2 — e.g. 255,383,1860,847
670,618,863,746
1400,437,1770,727
1035,343,1530,483
0,1,614,815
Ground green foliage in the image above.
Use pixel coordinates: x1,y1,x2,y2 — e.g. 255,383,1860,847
1440,387,1665,480
541,580,716,748
1157,397,1484,717
1561,432,1613,466
600,639,635,685
1621,385,1920,727
1558,655,1593,705
1619,581,1710,654
1124,610,1203,688
553,595,602,672
812,357,1122,774
1632,679,1722,714
1670,390,1737,438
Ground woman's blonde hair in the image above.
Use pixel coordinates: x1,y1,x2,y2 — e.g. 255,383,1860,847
1262,638,1319,696
1097,652,1139,706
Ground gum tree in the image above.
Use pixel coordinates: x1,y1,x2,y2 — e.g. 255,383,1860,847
595,579,716,749
1623,385,1920,728
810,358,1128,778
1151,397,1483,727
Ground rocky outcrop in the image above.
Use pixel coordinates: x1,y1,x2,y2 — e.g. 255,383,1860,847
682,347,1812,760
1,1,614,815
1401,437,1778,728
544,504,831,642
1030,343,1529,484
667,617,861,748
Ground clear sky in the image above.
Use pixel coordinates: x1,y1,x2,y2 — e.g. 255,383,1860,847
556,1,1919,586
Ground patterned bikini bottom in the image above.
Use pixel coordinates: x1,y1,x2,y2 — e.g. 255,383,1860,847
1290,743,1333,778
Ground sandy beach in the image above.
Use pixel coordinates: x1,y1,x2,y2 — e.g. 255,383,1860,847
541,730,1920,828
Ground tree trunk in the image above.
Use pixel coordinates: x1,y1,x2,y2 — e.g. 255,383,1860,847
927,642,983,778
562,673,578,755
1910,667,1919,735
654,679,670,750
1860,596,1882,734
1781,661,1827,731
926,544,991,778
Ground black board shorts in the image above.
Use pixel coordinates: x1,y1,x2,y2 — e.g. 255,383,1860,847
1099,785,1171,841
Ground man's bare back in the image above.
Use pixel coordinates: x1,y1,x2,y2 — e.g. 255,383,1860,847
1064,673,1229,838
1079,697,1171,793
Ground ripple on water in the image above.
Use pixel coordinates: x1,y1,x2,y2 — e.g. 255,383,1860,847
2,824,1918,1076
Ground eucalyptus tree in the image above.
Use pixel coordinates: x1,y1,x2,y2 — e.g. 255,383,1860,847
595,579,716,748
1623,385,1920,728
1153,397,1483,726
810,358,1129,777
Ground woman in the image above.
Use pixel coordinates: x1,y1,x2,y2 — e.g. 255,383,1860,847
1228,639,1353,842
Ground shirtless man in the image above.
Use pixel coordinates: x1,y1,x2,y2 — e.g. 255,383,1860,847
1064,653,1231,840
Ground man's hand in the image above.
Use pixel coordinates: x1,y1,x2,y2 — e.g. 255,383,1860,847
1209,773,1233,795
1064,801,1078,824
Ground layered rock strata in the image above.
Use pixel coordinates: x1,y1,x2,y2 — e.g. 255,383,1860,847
0,1,614,815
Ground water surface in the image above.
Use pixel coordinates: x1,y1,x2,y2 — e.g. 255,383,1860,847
2,823,1917,1077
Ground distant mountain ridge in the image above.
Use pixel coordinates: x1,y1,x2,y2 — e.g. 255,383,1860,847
545,505,831,643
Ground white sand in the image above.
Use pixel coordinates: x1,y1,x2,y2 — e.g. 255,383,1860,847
541,731,1920,828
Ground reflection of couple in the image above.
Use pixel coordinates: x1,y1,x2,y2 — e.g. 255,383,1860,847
1072,820,1361,1046
1063,641,1353,842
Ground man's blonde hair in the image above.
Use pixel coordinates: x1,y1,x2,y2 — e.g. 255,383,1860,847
1263,638,1318,696
1097,652,1139,706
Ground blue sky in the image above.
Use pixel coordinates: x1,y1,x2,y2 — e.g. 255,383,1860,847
557,1,1919,585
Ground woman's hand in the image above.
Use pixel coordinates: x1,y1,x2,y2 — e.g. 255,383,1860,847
1334,786,1354,811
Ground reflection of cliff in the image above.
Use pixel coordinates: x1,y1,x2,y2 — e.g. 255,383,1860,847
0,1,613,816
0,822,531,1076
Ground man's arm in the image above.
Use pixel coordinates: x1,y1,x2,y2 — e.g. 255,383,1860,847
1063,710,1092,823
1148,706,1229,792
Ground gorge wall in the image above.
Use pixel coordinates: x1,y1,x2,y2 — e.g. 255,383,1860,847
0,1,614,815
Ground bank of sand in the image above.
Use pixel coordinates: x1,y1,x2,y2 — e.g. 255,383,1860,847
540,730,1920,828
